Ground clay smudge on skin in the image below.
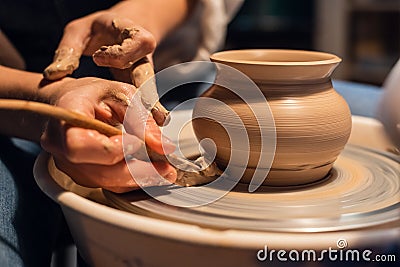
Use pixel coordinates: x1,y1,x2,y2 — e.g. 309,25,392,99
130,58,170,126
93,19,170,126
106,90,132,107
87,130,115,153
92,21,143,69
43,47,80,80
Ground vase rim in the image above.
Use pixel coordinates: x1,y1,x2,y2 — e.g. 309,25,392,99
210,49,342,66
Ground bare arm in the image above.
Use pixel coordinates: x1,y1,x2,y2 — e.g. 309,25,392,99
109,0,195,43
0,65,70,141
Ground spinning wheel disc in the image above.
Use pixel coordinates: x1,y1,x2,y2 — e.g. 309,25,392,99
105,145,400,233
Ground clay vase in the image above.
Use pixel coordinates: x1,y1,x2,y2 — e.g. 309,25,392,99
192,49,352,186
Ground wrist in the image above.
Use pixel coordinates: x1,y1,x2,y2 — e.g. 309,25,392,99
37,77,76,104
0,65,74,103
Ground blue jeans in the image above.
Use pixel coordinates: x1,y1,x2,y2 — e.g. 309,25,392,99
0,137,64,267
0,81,384,266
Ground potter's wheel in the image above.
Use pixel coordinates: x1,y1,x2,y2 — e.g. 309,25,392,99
105,143,400,233
34,112,399,267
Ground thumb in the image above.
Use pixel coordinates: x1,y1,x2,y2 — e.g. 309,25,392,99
123,93,175,155
43,19,90,80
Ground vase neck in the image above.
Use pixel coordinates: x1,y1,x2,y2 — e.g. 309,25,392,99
255,78,333,97
212,73,334,98
253,77,332,86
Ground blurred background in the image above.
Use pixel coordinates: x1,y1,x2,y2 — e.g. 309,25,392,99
225,0,400,86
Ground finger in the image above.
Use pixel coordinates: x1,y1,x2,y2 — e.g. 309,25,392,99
42,122,117,165
43,17,91,80
62,127,142,165
123,94,175,155
92,23,156,69
127,159,177,188
40,118,66,156
131,58,170,127
53,158,137,193
42,80,146,165
99,85,136,123
40,94,128,166
53,79,135,123
53,156,177,193
123,92,152,138
43,47,81,80
144,116,176,155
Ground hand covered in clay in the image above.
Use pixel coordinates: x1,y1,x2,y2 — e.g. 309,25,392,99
42,11,169,126
40,77,176,193
43,11,156,80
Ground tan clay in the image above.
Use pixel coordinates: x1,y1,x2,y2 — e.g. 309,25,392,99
192,49,352,186
129,57,170,126
43,47,80,80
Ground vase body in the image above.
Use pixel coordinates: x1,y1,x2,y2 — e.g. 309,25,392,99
192,50,352,186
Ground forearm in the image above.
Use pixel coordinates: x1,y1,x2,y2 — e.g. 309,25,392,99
0,66,69,141
109,0,195,43
0,65,64,102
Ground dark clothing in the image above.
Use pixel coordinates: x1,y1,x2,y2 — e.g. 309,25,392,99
0,0,118,74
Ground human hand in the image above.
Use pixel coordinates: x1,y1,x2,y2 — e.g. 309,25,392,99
43,11,156,80
40,77,176,193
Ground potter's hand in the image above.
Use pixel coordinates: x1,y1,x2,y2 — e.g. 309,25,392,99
40,77,176,193
43,11,156,80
